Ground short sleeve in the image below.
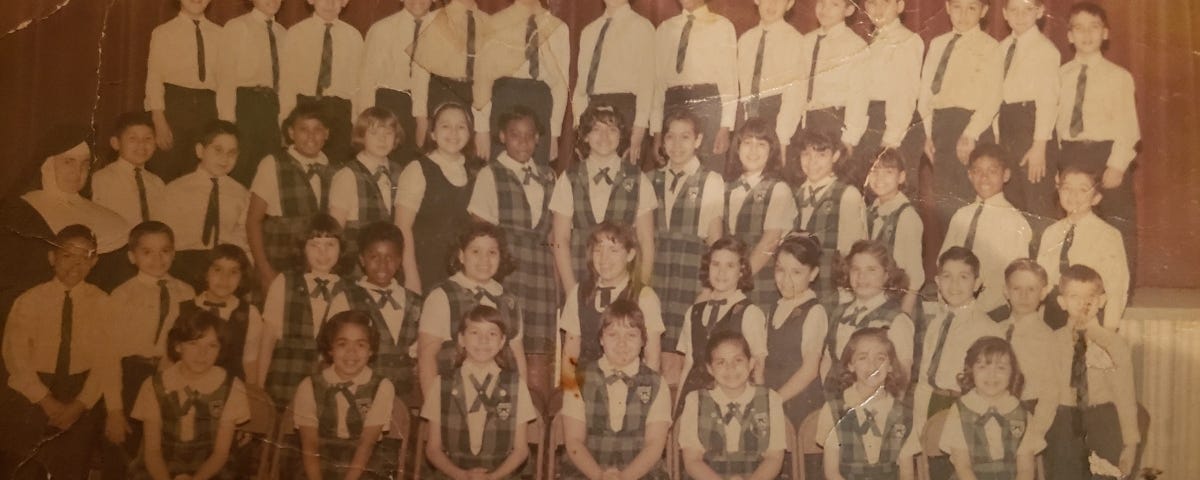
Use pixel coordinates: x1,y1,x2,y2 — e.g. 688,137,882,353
886,313,916,368
249,156,281,215
766,391,787,452
548,174,574,217
262,275,288,340
636,172,659,215
764,182,798,231
418,288,452,340
220,378,252,425
814,404,835,447
639,288,666,334
394,161,428,212
419,375,443,422
647,381,672,424
467,168,500,224
515,379,537,424
740,305,769,358
292,378,318,428
130,378,160,423
800,305,829,360
937,403,967,455
559,287,581,336
560,388,586,422
364,378,396,430
327,167,360,223
677,305,697,357
677,391,703,451
242,306,264,364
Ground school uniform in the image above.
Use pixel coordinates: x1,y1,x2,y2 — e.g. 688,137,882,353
1043,318,1140,480
90,158,168,226
278,14,363,164
328,153,401,276
868,192,924,292
292,366,398,479
145,13,221,182
111,273,197,406
918,27,1002,231
572,4,655,134
418,273,524,377
468,155,557,354
994,309,1067,442
395,153,477,294
815,386,920,480
650,157,724,351
1055,54,1141,272
736,20,804,144
997,27,1060,230
357,8,432,161
939,390,1041,480
677,386,786,477
474,2,569,166
549,154,657,283
652,5,738,172
164,171,250,287
420,361,537,478
724,174,796,311
0,279,118,479
763,290,829,425
916,301,1006,423
128,364,250,480
938,194,1032,311
823,293,915,388
262,271,351,408
798,22,869,149
344,279,422,402
560,278,666,368
218,8,287,186
1036,212,1128,330
677,291,768,397
560,357,671,479
796,175,868,309
412,0,491,116
856,19,925,191
180,293,264,382
249,147,334,274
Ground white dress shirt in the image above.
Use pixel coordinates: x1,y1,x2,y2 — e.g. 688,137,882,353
798,176,869,255
939,194,1033,311
560,357,671,432
1036,212,1129,330
90,158,168,225
262,273,350,339
1055,54,1141,170
356,8,433,118
293,366,394,438
869,192,924,289
468,152,547,227
278,15,364,122
163,170,250,251
328,153,396,223
737,20,805,143
217,8,287,121
249,146,330,216
816,386,921,463
725,173,797,233
799,22,870,146
394,152,469,213
678,386,786,454
918,27,1003,141
420,361,537,454
999,27,1061,142
417,273,522,341
657,157,725,237
131,364,251,441
548,155,658,222
473,2,570,137
864,19,924,147
652,5,738,132
145,13,221,111
571,4,656,128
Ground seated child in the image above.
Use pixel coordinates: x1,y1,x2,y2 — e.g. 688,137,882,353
178,244,263,383
865,149,923,314
996,258,1067,440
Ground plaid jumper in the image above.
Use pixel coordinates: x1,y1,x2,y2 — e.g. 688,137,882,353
575,283,642,367
823,297,905,395
438,368,521,474
129,372,236,480
264,272,348,408
681,299,751,397
831,396,913,480
651,168,711,352
561,361,666,479
309,371,400,479
345,285,423,398
339,159,402,276
869,201,914,250
489,162,559,354
178,299,251,381
694,386,773,478
764,298,827,425
435,281,524,377
955,398,1027,480
567,162,643,282
725,178,786,310
796,180,853,310
262,151,333,273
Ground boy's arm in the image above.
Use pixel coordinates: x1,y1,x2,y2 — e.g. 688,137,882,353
883,35,925,148
2,294,51,404
145,28,173,149
1104,70,1140,183
837,188,868,255
356,23,388,119
216,23,240,122
963,42,1003,141
841,44,870,148
917,36,940,140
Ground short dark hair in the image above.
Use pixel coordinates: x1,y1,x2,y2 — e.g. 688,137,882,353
351,106,403,152
870,148,906,172
700,237,755,292
1056,164,1100,188
1068,1,1108,27
957,336,1025,398
455,304,512,370
498,105,544,136
284,102,329,136
54,224,98,251
357,221,405,258
599,298,648,349
297,214,343,272
726,118,784,181
1060,263,1105,294
938,245,981,277
204,244,253,295
705,330,752,365
196,119,240,147
166,309,223,363
968,143,1009,170
112,111,154,137
775,231,822,268
317,310,379,365
128,220,175,250
448,221,516,280
575,103,630,159
1004,258,1048,286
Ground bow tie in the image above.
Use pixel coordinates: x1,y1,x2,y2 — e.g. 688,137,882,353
371,165,391,183
976,406,1009,428
734,180,751,192
841,305,868,327
669,170,687,192
180,387,203,414
202,300,226,313
605,371,630,385
373,288,401,310
722,402,741,425
473,286,499,305
592,167,614,185
305,163,326,179
311,278,332,301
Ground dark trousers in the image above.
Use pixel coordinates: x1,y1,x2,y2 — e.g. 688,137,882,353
170,248,211,292
101,356,159,479
930,107,995,238
1056,140,1138,279
149,84,218,182
375,87,419,165
427,74,472,118
927,390,960,480
0,371,98,480
1044,404,1125,480
737,93,783,134
853,101,926,200
231,86,281,187
490,77,553,167
297,94,353,165
664,83,723,173
998,101,1057,252
587,92,639,161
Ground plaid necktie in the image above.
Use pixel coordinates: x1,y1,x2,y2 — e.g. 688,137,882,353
1069,64,1088,137
586,17,612,96
374,288,401,310
194,20,206,82
962,203,985,251
925,312,956,386
931,33,962,95
676,13,694,73
317,22,333,97
468,373,494,413
524,15,539,79
722,402,741,425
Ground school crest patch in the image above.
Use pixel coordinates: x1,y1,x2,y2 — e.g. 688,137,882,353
687,186,700,200
1011,420,1026,439
893,424,908,439
753,190,767,203
496,402,512,420
356,397,372,416
637,386,652,404
208,400,225,419
621,178,636,192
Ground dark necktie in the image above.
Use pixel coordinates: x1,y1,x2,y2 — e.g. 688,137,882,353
521,165,537,186
931,33,962,95
1069,64,1088,137
372,165,391,184
317,22,333,98
312,278,331,302
410,17,422,72
605,371,629,385
334,381,364,433
962,203,985,251
586,17,612,96
857,409,882,436
466,10,476,79
181,387,203,414
194,20,206,82
306,163,325,180
156,279,170,344
1060,223,1076,273
56,290,73,376
734,179,751,192
926,312,956,386
1003,38,1017,78
135,167,150,222
473,286,498,305
468,373,494,413
750,29,767,99
268,19,280,91
866,205,880,237
669,170,686,193
202,177,220,247
597,286,615,309
705,299,727,327
593,167,613,185
374,288,401,310
203,300,226,315
1071,331,1089,407
676,13,694,74
525,14,539,79
807,34,825,102
805,186,819,207
723,402,741,425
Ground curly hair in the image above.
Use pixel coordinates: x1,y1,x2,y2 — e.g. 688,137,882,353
956,336,1025,398
700,237,755,292
316,310,379,365
447,221,517,281
574,103,630,159
725,117,784,182
836,327,909,398
839,239,910,299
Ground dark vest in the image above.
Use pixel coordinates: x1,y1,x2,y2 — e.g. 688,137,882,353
344,285,423,387
578,361,663,468
957,398,1028,480
262,151,333,272
412,157,476,294
575,282,641,367
566,162,643,281
435,281,523,376
439,368,521,470
178,299,251,381
832,395,913,479
695,386,773,476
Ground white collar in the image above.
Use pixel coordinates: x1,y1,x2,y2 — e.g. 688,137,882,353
196,291,240,310
460,360,502,381
449,272,503,296
598,356,641,378
851,292,889,312
355,153,389,171
872,191,910,213
961,389,1021,413
356,278,403,293
739,172,764,188
321,365,375,385
288,146,329,166
975,193,1014,208
586,154,622,174
663,157,701,176
596,275,631,291
777,289,818,308
496,152,536,175
709,385,757,406
802,175,836,192
136,272,171,287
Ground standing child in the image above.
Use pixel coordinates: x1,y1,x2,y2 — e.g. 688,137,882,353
257,214,351,410
468,107,558,374
561,222,665,373
919,0,1002,235
163,120,250,288
561,299,671,479
940,337,1040,480
652,0,738,172
996,258,1067,441
217,0,288,186
422,305,537,480
724,118,797,311
865,150,923,314
247,104,334,289
938,143,1032,313
412,0,491,119
1055,1,1141,274
92,112,167,226
550,105,657,291
816,327,919,480
650,109,725,381
394,102,482,294
292,311,400,480
357,0,433,160
572,0,656,166
127,310,251,480
179,244,264,384
473,0,570,166
996,0,1060,236
144,0,219,182
677,238,768,399
329,107,403,276
278,0,364,164
736,0,804,153
795,128,869,310
798,0,868,154
678,331,785,479
856,0,925,191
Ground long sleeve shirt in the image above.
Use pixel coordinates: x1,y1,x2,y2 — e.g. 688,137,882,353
356,8,433,118
411,1,492,82
737,20,805,144
1037,212,1129,330
217,8,287,121
572,4,656,129
864,19,924,147
999,27,1060,142
145,13,221,111
473,2,570,137
278,15,364,123
799,22,870,146
1055,54,1141,171
918,27,1003,141
652,5,738,133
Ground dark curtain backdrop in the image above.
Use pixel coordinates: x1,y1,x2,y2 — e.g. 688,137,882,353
1,0,1196,287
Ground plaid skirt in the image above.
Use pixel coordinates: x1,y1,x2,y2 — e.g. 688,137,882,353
130,440,233,480
652,230,706,351
502,227,560,354
281,434,402,479
262,215,311,273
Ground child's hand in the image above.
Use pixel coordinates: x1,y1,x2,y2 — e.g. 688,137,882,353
955,135,976,165
600,468,621,480
38,396,66,421
923,138,936,163
713,127,731,155
105,411,130,444
843,142,856,159
1102,166,1125,189
1119,444,1137,476
173,475,193,480
152,111,174,150
474,132,491,161
465,468,488,480
1021,144,1047,183
50,400,86,430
